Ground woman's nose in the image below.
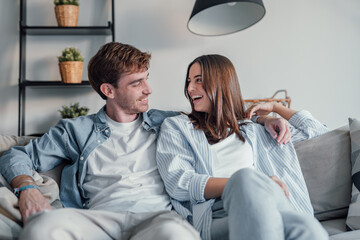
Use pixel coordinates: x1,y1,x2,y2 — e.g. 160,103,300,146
188,81,195,92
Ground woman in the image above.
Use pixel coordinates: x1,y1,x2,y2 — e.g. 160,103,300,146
156,55,329,240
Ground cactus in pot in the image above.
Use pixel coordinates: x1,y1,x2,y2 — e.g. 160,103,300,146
58,47,84,84
54,0,80,27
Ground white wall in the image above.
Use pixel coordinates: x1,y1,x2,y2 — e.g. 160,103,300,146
0,0,359,135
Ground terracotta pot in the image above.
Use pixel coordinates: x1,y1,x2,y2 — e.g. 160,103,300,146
59,61,83,84
55,5,79,27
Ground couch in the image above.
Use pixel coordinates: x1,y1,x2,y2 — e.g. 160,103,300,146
0,125,359,239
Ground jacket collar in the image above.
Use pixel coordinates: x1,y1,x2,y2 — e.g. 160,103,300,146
94,105,152,134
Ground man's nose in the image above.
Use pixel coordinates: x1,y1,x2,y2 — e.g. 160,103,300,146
143,81,152,95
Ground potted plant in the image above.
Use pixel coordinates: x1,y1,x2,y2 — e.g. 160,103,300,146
57,47,84,84
59,102,89,119
54,0,80,27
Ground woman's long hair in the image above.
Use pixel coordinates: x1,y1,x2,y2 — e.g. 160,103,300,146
184,55,246,144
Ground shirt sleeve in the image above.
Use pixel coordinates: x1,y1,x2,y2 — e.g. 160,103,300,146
0,120,72,184
156,118,210,204
288,110,329,143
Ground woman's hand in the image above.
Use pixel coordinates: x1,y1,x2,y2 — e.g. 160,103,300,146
270,176,289,198
245,102,297,121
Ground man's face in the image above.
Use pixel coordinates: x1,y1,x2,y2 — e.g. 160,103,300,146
112,70,152,115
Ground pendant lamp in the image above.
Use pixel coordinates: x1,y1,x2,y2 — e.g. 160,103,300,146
188,0,266,36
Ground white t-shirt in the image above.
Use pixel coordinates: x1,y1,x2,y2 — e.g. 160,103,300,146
83,114,171,213
210,133,254,178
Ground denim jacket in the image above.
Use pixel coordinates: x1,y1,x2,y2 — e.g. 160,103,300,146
0,106,179,209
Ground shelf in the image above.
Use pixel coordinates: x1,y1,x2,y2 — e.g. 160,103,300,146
21,22,113,35
20,80,91,87
18,0,115,135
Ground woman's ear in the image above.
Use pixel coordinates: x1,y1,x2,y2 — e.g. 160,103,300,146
100,83,115,99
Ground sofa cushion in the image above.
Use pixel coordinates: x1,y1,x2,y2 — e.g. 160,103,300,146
294,126,352,221
329,229,360,240
346,118,360,230
321,218,347,236
0,135,34,157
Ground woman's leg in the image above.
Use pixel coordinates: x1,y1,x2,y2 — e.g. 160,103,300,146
211,217,229,240
222,168,328,240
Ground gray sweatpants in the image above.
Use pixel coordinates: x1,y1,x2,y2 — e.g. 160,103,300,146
20,209,200,240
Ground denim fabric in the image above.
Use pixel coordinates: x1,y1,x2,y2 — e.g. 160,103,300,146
0,105,179,209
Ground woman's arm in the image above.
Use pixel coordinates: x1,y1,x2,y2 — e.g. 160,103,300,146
246,102,294,144
156,117,210,203
246,102,328,142
246,102,296,120
204,177,228,199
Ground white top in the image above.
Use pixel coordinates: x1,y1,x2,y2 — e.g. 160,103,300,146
83,114,171,213
210,133,254,178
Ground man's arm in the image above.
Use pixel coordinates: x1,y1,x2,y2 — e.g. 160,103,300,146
11,175,52,223
0,121,74,222
246,102,294,145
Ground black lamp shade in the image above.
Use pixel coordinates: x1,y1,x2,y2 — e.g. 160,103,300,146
188,0,266,36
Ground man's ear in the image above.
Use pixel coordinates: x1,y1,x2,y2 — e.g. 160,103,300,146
100,83,115,99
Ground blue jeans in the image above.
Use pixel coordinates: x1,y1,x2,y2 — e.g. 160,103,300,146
210,168,329,240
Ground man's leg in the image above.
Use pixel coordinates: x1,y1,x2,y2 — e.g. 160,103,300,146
130,211,201,240
19,208,121,240
222,168,328,240
20,209,200,240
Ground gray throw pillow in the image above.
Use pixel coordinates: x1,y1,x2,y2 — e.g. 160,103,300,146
346,118,360,230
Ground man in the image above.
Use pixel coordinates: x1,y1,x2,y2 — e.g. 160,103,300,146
0,42,290,239
0,42,200,240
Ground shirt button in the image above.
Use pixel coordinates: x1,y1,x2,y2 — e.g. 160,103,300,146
97,140,101,143
82,203,85,207
105,129,109,133
80,157,84,161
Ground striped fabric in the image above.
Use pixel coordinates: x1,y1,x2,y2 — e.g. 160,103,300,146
346,118,360,230
156,110,328,240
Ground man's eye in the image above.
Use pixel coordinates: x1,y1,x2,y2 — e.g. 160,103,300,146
132,81,141,87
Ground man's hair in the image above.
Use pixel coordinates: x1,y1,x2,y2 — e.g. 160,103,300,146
88,42,151,99
184,54,246,144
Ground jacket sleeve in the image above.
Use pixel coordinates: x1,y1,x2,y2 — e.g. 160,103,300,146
156,118,210,204
0,119,75,184
288,110,329,143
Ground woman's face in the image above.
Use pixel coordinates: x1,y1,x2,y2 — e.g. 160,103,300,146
187,62,212,113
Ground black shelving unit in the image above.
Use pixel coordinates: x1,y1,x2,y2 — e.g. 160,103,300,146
18,0,115,135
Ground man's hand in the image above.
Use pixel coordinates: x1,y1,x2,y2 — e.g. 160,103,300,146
270,176,289,198
245,103,291,145
18,188,52,223
262,116,291,145
12,175,53,223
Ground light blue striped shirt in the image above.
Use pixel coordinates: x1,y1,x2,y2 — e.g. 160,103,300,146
156,110,328,240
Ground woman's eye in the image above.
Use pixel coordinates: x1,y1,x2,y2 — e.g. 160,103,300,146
195,78,202,83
